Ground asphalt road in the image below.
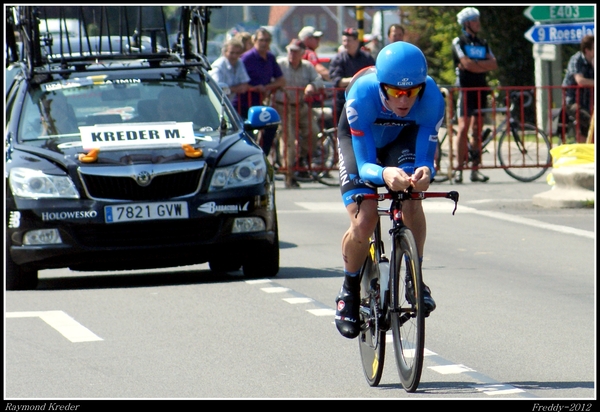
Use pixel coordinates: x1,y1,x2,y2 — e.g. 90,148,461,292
4,168,595,402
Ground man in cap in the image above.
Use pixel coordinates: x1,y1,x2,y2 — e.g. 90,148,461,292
299,26,329,82
274,39,325,188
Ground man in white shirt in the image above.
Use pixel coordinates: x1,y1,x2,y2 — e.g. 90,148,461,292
209,38,250,99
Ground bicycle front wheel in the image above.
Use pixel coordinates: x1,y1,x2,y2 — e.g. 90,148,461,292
497,123,552,182
358,231,386,386
390,228,425,392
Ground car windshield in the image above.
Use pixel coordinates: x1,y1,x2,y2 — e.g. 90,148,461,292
18,74,238,146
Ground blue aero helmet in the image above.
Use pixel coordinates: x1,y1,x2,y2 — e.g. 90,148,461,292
375,41,427,89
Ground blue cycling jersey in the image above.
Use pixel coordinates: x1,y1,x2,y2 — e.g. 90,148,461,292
344,71,445,186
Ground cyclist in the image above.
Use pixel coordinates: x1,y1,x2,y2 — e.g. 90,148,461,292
334,41,445,339
451,7,497,183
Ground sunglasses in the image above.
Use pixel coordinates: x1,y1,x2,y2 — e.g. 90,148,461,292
383,84,422,99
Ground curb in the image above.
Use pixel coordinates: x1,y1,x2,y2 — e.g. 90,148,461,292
532,163,595,208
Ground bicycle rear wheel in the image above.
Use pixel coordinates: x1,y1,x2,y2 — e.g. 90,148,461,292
390,227,425,392
497,122,552,182
434,125,454,183
358,231,386,386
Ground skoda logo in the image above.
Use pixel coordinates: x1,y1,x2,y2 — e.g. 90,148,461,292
135,171,152,186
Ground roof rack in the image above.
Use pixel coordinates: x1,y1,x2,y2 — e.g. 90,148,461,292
6,6,221,79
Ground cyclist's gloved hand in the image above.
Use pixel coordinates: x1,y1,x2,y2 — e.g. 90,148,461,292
382,167,412,192
408,166,431,192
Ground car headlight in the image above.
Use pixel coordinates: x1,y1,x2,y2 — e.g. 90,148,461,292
209,154,266,191
9,167,80,199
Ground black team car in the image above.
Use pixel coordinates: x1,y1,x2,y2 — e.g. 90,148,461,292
5,6,281,290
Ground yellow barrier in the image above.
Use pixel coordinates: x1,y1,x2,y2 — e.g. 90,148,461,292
547,143,595,185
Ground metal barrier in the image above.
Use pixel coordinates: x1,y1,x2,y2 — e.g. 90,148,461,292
231,84,594,178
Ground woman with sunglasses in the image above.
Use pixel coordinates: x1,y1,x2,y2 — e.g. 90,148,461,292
334,41,445,340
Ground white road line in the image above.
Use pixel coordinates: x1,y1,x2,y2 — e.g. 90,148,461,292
307,308,336,316
428,364,476,374
245,279,273,285
472,383,526,395
260,287,290,293
6,310,103,343
283,297,314,304
281,202,593,238
464,207,594,239
250,281,532,397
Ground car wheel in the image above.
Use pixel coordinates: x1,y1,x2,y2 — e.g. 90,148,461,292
5,242,38,290
242,224,280,279
209,259,242,273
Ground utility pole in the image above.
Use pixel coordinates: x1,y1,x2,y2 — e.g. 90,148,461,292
356,6,364,46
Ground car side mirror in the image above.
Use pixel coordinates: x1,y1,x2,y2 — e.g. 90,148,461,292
244,106,281,131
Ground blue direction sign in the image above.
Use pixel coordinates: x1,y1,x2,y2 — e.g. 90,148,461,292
525,22,595,44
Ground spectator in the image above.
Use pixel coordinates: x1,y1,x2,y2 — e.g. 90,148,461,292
298,25,330,81
387,23,405,44
329,28,376,125
274,39,324,189
363,34,382,59
451,7,497,183
562,34,594,140
240,27,286,156
234,31,253,53
209,38,250,100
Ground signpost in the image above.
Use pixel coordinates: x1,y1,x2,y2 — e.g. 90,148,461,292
524,22,595,44
524,5,595,22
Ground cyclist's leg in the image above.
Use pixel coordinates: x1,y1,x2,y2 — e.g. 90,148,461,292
467,90,489,182
336,110,378,339
454,90,472,182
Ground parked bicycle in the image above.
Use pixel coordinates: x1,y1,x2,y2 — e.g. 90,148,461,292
435,90,552,183
292,126,339,186
353,185,459,392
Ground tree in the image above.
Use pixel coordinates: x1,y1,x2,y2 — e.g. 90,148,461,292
404,6,535,89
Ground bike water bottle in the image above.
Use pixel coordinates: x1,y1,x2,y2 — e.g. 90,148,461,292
379,256,390,298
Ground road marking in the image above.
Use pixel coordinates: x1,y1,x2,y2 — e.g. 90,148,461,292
307,308,335,316
429,364,476,374
283,297,314,304
281,202,594,238
472,383,526,395
463,206,594,239
245,279,272,284
6,310,103,343
249,279,535,398
260,286,290,293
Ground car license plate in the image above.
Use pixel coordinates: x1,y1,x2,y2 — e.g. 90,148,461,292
105,201,189,223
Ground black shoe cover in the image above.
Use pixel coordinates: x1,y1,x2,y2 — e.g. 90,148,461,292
335,283,360,339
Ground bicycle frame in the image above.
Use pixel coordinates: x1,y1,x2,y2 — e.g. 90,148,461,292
354,188,459,316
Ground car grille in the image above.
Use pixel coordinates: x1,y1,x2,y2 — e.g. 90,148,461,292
79,164,205,201
70,219,221,247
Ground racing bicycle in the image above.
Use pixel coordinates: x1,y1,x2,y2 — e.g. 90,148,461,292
435,90,552,183
352,186,459,392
